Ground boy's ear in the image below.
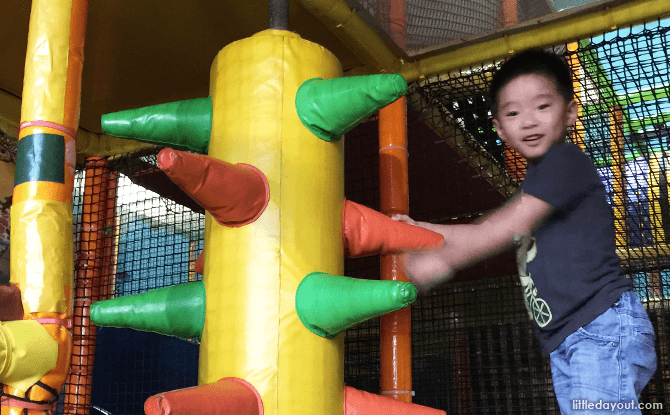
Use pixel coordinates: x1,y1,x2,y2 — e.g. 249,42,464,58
492,118,507,142
565,99,578,126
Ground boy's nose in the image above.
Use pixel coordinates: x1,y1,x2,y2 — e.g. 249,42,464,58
521,113,538,128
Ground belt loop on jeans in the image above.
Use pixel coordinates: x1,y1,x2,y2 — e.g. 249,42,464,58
614,290,631,308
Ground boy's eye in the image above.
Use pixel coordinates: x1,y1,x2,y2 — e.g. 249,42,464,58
538,103,550,110
506,111,518,117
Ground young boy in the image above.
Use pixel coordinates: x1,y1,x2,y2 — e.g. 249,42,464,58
394,49,657,413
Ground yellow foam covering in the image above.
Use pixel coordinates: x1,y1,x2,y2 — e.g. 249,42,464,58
21,0,72,126
0,320,58,393
10,200,73,314
201,30,344,415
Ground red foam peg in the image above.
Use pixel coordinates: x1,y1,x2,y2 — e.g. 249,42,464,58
157,148,269,227
343,200,444,258
144,377,263,415
344,386,445,415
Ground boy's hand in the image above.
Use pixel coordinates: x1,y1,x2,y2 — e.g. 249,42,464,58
392,214,435,232
391,214,416,226
392,214,452,292
401,249,453,294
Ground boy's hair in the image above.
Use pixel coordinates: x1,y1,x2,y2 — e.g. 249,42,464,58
490,49,574,117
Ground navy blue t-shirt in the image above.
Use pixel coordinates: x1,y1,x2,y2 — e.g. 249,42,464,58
519,142,633,355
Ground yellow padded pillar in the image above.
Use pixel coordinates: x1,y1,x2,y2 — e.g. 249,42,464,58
648,156,668,245
201,30,344,415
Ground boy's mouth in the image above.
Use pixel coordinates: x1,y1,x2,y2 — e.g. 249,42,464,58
523,134,542,143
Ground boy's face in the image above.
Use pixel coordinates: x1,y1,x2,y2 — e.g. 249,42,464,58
492,73,578,164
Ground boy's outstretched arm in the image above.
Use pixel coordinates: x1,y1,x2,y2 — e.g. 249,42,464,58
394,191,553,292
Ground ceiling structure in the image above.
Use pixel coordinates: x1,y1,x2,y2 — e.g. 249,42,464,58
0,0,665,143
0,0,364,136
1,0,666,281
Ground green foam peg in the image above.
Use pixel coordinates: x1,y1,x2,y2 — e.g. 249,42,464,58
101,96,212,154
295,73,408,142
90,281,205,339
295,271,417,338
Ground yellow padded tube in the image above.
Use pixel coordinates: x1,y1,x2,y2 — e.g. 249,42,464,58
7,0,86,412
648,156,668,245
201,30,344,415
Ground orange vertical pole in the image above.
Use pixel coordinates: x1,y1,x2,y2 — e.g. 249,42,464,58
189,241,199,282
610,105,627,249
101,171,119,300
501,0,518,27
500,0,526,182
388,0,407,49
567,42,587,150
64,157,115,415
379,96,412,403
452,331,473,415
380,0,411,400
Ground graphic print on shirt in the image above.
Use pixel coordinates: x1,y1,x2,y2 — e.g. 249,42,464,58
514,233,552,327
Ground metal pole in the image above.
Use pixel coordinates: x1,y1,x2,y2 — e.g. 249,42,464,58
269,0,289,30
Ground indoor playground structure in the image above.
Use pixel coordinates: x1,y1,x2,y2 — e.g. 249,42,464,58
0,0,670,414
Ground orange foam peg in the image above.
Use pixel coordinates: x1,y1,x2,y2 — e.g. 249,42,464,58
343,199,444,258
157,148,270,227
144,377,263,415
344,386,446,415
194,250,204,275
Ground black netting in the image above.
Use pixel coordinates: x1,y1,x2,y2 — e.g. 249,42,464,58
348,17,670,414
60,149,204,415
58,17,670,415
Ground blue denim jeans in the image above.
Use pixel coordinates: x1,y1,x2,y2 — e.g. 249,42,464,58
549,291,657,414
